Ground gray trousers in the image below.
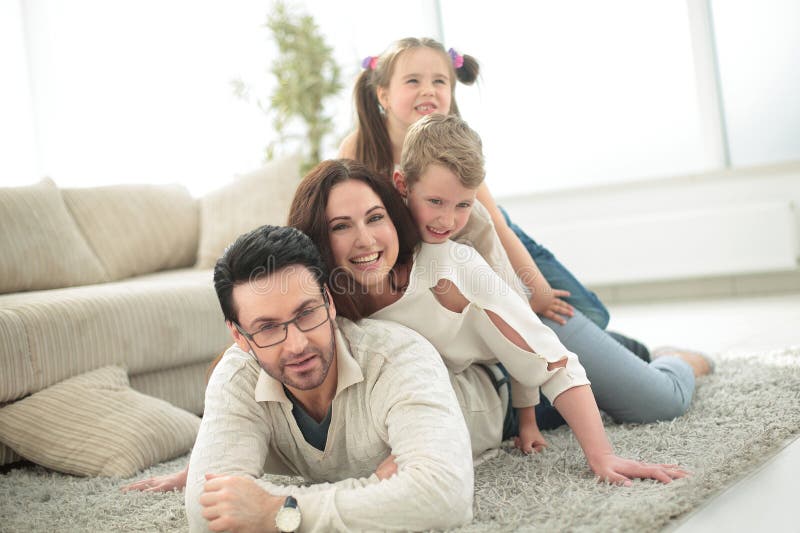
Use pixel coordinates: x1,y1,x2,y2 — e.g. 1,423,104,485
533,309,695,429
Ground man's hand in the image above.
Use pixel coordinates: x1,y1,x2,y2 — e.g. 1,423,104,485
121,465,188,493
530,289,574,325
200,473,283,533
374,454,398,480
587,453,690,487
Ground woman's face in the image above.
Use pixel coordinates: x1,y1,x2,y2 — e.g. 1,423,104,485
326,180,400,292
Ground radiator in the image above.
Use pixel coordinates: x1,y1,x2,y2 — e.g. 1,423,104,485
527,201,799,285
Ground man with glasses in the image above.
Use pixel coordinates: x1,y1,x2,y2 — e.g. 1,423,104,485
185,225,495,532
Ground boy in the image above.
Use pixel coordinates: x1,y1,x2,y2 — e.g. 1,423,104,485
392,114,548,455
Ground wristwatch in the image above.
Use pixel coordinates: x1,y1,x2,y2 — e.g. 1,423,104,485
275,495,302,532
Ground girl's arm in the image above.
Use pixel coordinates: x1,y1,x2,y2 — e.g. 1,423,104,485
338,131,357,159
476,183,574,325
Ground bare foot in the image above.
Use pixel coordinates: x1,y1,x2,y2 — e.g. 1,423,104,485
652,346,714,377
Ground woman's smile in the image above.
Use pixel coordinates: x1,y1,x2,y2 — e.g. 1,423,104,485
326,180,400,290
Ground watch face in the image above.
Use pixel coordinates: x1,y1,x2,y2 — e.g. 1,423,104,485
276,506,302,532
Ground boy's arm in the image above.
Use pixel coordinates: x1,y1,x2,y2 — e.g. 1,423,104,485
552,378,688,485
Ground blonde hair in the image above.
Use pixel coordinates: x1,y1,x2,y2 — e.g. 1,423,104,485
400,114,484,189
352,37,480,179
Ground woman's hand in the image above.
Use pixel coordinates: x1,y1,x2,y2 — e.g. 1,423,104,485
121,466,189,492
374,454,398,480
587,453,689,487
530,289,574,325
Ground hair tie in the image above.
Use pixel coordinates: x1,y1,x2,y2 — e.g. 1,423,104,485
448,48,464,69
361,55,378,70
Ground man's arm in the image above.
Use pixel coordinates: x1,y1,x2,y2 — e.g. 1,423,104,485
187,328,475,533
261,326,475,532
185,351,273,532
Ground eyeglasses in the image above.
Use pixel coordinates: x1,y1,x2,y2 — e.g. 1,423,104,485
234,302,331,349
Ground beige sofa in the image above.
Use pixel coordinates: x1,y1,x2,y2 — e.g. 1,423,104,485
0,156,301,467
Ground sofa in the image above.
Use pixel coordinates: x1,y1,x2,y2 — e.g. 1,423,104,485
0,155,301,469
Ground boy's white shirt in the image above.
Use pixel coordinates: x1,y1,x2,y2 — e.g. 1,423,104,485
452,200,531,302
371,236,589,409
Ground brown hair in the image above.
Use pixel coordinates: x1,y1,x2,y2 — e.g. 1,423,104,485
400,114,484,189
287,159,420,320
352,37,480,179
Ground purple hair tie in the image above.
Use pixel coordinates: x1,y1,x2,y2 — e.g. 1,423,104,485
361,55,378,70
448,48,464,69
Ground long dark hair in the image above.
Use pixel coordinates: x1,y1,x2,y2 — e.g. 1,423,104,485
288,159,420,320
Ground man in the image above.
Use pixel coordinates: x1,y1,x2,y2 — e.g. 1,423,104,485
186,225,502,532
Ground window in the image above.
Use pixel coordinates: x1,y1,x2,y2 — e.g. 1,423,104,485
712,0,800,167
440,0,716,196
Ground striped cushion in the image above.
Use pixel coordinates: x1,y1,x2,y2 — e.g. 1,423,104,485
0,268,230,403
0,178,108,294
195,155,301,268
0,366,200,477
63,183,199,281
130,359,216,416
0,441,22,466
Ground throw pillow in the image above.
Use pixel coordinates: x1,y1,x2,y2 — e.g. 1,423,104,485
63,183,199,281
0,366,200,477
0,178,109,294
195,154,302,268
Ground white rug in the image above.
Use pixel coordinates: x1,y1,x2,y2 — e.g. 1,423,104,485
1,347,799,532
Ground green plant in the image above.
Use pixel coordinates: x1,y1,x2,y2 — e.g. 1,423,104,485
233,1,342,172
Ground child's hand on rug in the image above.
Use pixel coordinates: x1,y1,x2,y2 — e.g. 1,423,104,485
514,407,549,454
588,453,689,487
121,465,188,492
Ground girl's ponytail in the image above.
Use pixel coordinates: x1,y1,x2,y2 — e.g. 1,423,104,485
456,54,480,85
353,70,394,179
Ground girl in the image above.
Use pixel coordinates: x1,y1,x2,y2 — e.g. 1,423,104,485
288,158,689,486
339,37,646,353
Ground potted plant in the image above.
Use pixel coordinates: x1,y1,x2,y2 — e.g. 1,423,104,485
233,1,343,173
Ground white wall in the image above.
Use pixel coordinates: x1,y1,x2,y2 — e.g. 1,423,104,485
500,161,800,286
0,0,38,184
4,0,439,196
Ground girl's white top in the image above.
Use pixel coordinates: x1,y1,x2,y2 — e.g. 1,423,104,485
371,239,590,407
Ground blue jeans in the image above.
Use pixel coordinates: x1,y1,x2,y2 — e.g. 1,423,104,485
499,206,610,329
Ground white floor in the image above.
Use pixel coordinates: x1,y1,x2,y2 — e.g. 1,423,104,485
607,292,800,533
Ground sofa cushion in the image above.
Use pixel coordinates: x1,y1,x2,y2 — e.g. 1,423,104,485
62,183,199,281
0,366,200,477
0,268,230,403
196,154,301,268
0,178,109,294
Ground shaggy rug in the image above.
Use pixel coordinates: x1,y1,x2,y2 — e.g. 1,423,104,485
1,346,799,532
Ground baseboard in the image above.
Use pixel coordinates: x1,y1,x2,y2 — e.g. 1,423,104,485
590,269,800,303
